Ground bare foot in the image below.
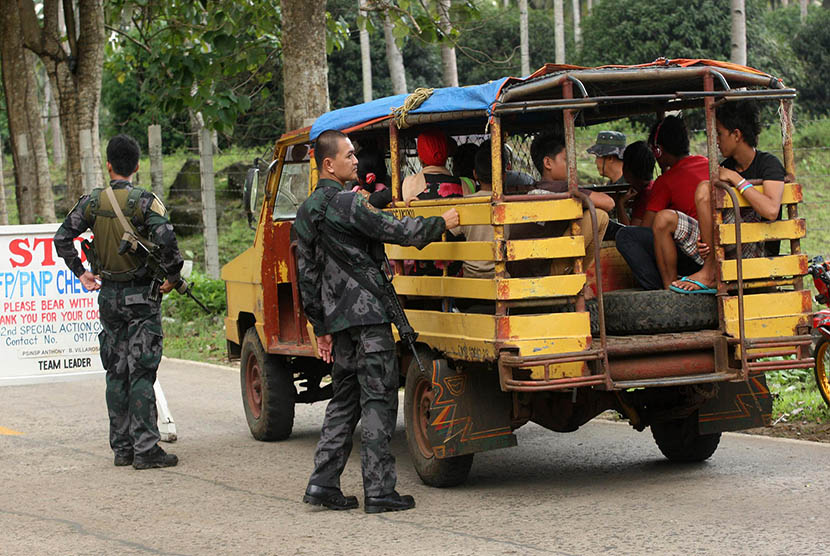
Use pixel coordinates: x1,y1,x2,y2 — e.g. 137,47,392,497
670,271,716,292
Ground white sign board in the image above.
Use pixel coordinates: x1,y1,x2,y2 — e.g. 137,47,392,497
0,223,103,381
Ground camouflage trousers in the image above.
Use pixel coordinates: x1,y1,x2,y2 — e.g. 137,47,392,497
97,283,164,457
308,324,399,497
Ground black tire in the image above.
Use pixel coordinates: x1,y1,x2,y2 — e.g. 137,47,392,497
404,347,474,487
587,289,717,335
240,328,296,441
651,413,721,462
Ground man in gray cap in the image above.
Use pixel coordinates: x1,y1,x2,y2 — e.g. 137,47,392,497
587,130,626,185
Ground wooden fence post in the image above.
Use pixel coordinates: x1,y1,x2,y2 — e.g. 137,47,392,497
148,124,164,199
198,127,220,279
0,138,8,225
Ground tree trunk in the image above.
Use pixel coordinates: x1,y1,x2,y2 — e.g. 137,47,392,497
358,0,372,103
587,0,593,14
519,0,530,76
43,74,65,168
19,0,105,200
554,0,565,64
572,0,582,52
730,0,747,66
801,0,808,22
384,14,408,95
438,0,459,87
282,0,330,130
782,0,789,6
1,5,54,224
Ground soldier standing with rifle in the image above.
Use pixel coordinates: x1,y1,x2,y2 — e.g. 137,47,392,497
296,130,459,513
54,134,184,469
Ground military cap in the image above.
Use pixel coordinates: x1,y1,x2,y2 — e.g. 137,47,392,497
586,131,626,159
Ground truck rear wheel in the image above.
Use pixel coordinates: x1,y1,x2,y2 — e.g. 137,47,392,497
240,328,296,441
651,413,721,462
404,348,473,487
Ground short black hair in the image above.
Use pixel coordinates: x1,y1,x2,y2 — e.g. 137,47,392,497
648,115,689,157
716,100,761,148
474,142,494,185
106,134,140,177
356,147,388,189
453,142,478,179
530,132,566,175
623,141,656,182
314,130,348,169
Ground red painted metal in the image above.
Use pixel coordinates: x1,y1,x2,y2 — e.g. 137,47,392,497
608,351,715,381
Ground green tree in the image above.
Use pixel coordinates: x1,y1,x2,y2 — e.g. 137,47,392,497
792,9,830,114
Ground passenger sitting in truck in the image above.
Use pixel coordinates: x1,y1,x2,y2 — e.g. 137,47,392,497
616,141,656,227
670,100,786,294
353,147,393,208
402,130,465,202
509,132,613,310
452,142,479,194
449,142,504,280
615,116,709,290
587,130,627,186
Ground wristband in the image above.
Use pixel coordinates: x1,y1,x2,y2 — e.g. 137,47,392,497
735,178,747,190
739,181,753,194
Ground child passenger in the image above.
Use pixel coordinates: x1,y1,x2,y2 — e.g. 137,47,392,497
670,100,786,293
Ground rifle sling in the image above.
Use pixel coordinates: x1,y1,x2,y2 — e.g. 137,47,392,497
103,186,157,251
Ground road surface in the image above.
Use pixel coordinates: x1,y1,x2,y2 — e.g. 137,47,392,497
2,359,828,555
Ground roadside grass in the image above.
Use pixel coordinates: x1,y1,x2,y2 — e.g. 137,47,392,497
767,369,830,423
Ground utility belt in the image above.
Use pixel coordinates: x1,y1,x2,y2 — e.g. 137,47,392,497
99,266,151,287
101,277,153,288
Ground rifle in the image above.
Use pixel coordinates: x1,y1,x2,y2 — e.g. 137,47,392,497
376,249,427,375
118,235,211,313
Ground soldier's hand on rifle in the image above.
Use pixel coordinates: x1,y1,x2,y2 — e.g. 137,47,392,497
79,271,101,292
160,279,175,295
317,334,334,364
441,208,460,230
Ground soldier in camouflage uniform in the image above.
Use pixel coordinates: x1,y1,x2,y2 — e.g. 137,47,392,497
296,130,459,513
54,134,183,470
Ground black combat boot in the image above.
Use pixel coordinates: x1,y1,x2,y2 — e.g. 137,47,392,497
133,446,178,470
303,484,359,510
364,491,416,514
113,452,134,466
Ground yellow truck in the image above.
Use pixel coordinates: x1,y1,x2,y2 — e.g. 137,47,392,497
222,59,812,487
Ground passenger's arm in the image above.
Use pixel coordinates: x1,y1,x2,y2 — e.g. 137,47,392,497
588,190,614,212
718,167,784,221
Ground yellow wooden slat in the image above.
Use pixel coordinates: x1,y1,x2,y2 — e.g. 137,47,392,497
384,203,493,226
718,218,805,244
720,254,808,281
393,274,586,300
717,183,802,208
403,309,591,362
722,290,811,321
724,314,811,338
494,198,583,225
386,241,497,261
506,236,585,260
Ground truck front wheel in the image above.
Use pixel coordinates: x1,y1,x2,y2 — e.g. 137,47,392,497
651,413,721,462
240,328,296,441
404,348,473,487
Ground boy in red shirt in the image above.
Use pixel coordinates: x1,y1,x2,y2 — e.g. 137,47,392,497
615,116,709,290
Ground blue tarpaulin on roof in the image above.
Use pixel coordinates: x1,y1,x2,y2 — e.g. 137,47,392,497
309,78,511,140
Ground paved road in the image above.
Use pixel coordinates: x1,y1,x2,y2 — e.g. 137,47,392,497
2,359,829,556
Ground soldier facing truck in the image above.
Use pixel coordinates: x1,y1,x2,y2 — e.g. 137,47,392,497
54,134,183,469
295,130,459,513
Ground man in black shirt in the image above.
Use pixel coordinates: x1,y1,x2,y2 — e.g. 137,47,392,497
670,101,786,293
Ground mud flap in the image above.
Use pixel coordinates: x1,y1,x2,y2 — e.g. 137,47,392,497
427,359,517,458
698,373,772,435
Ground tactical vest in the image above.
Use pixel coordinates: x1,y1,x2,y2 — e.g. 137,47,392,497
84,185,145,281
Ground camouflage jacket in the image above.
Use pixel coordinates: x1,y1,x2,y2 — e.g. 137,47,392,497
54,180,184,283
295,178,446,336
